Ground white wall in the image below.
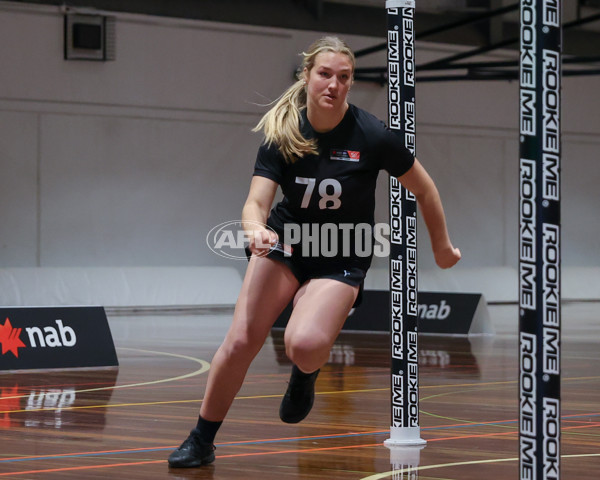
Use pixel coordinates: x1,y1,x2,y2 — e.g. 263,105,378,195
1,2,599,300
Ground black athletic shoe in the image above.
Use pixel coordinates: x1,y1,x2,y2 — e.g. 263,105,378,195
168,430,216,468
279,366,320,424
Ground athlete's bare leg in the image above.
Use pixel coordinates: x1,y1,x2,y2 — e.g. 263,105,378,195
284,278,359,373
200,256,299,421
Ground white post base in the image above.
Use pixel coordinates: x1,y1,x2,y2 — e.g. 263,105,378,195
384,426,427,446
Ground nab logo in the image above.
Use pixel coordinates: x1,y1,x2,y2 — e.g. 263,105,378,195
0,317,78,359
0,318,26,358
26,320,77,348
417,300,451,320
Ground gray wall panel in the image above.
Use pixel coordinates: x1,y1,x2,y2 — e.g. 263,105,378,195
39,114,256,266
0,111,38,266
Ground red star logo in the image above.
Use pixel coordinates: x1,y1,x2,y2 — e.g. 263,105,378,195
0,318,26,358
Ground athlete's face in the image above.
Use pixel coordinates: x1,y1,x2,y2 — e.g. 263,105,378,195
304,51,353,114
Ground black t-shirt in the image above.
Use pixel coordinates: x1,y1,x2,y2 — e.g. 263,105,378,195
253,103,414,269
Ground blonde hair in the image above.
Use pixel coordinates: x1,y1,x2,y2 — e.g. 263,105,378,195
253,36,355,163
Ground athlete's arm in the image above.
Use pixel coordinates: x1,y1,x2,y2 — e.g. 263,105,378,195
242,176,280,255
397,159,461,269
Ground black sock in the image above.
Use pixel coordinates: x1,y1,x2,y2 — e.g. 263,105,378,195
192,415,222,445
292,364,319,379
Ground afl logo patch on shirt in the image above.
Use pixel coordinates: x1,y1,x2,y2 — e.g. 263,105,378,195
330,149,360,162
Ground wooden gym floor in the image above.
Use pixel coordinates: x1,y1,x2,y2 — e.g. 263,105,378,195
1,302,599,479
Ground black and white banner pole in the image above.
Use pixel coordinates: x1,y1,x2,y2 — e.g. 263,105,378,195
518,1,562,479
385,0,425,447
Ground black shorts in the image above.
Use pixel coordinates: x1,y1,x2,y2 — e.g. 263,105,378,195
249,245,366,308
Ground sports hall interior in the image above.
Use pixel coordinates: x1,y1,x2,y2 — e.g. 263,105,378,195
1,1,599,479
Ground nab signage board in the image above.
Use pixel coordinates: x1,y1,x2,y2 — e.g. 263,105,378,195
416,291,492,335
0,306,118,371
274,290,493,335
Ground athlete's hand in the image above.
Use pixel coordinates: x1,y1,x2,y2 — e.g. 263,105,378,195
248,228,278,256
434,244,461,269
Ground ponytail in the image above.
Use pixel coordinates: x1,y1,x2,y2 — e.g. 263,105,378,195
252,79,316,163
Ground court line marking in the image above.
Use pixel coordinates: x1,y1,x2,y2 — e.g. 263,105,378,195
359,453,600,480
99,372,600,407
2,375,598,416
0,375,514,403
419,387,521,430
0,443,388,477
3,443,600,477
0,460,165,477
417,412,600,431
0,387,495,414
2,418,598,465
419,422,600,444
0,431,389,463
418,379,600,429
0,348,210,402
